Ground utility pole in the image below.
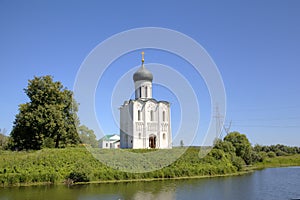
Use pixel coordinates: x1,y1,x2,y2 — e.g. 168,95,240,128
213,104,224,140
223,120,232,136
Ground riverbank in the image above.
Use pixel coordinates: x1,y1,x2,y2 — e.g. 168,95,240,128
1,147,300,187
77,170,252,186
250,154,300,169
72,155,300,186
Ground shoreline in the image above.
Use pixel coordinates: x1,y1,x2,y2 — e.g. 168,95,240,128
3,170,253,188
1,149,300,188
5,164,300,188
73,163,300,186
78,170,252,186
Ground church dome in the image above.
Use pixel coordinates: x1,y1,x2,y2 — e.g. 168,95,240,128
133,65,153,82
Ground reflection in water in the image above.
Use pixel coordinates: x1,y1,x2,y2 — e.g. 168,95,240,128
133,190,175,200
0,167,300,200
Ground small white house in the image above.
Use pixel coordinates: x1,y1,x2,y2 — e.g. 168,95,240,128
99,134,120,149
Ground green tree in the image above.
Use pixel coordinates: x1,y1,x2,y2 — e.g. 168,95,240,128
10,76,80,150
214,140,236,154
78,125,98,147
224,131,253,165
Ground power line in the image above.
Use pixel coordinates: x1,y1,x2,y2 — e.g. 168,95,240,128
231,116,300,122
232,124,300,128
228,105,300,112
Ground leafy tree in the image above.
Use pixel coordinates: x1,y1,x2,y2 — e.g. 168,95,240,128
224,131,253,165
251,151,263,163
209,149,225,160
214,140,236,154
10,76,80,150
78,125,98,147
230,155,245,171
253,144,263,152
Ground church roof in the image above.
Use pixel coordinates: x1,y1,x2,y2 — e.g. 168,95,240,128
133,65,153,82
99,134,120,141
133,52,153,82
120,98,170,108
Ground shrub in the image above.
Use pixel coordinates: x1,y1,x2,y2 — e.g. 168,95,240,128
267,151,276,158
231,155,245,171
258,151,267,162
209,149,225,160
275,150,288,156
66,172,89,183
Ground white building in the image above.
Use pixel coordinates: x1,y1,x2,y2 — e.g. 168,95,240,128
99,134,120,149
120,53,172,149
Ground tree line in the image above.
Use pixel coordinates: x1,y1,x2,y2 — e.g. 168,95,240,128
1,75,299,156
213,131,300,167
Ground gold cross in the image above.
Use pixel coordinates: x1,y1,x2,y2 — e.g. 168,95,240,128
141,51,145,63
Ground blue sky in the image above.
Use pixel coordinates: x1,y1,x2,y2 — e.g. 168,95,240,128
0,0,300,146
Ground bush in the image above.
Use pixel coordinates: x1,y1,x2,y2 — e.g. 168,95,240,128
258,151,267,162
66,171,89,183
267,151,276,158
251,151,263,163
231,155,245,171
275,150,288,156
209,149,225,160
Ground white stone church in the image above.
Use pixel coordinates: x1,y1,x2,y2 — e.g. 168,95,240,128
119,53,172,149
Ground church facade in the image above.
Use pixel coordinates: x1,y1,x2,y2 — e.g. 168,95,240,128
119,53,172,149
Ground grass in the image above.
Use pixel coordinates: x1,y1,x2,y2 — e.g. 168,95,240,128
253,154,300,169
0,147,299,187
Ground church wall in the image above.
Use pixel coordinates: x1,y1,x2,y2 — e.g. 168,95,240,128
132,101,145,148
144,101,158,148
134,80,152,99
158,103,172,149
120,102,134,148
127,103,134,148
121,100,172,149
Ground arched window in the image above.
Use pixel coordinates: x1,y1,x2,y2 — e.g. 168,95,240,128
163,133,166,140
162,111,166,122
150,110,154,121
139,133,141,139
145,86,148,98
138,110,141,121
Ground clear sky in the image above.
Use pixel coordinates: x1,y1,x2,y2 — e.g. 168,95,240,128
0,0,300,146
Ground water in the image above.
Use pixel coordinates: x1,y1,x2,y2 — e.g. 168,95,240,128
0,167,300,200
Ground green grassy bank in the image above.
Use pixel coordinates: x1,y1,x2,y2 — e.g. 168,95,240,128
252,154,300,169
0,147,299,187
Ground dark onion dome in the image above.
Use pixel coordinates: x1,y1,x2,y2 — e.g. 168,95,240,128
133,65,153,82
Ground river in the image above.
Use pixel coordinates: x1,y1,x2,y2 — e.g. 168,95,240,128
0,167,299,200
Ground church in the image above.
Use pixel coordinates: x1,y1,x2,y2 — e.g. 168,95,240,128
119,53,172,149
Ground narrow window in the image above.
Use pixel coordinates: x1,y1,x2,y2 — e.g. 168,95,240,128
163,133,166,140
145,86,148,97
139,133,141,139
139,87,142,98
150,110,154,121
138,110,141,121
163,111,166,122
